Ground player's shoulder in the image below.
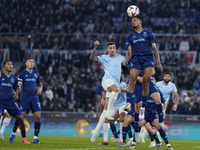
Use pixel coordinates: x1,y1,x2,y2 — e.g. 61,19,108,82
143,29,153,34
169,81,176,86
156,81,163,85
10,74,18,79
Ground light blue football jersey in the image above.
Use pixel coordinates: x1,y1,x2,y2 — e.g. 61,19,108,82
97,54,125,87
113,81,126,107
156,81,177,102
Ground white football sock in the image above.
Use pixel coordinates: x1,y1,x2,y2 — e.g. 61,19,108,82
103,123,109,142
107,92,118,113
119,122,124,142
0,117,11,133
94,110,107,133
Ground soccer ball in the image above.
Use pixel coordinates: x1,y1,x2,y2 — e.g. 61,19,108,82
127,5,140,17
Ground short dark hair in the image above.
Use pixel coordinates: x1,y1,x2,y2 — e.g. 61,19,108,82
106,42,115,47
3,60,12,66
25,57,34,62
164,72,171,76
133,15,142,21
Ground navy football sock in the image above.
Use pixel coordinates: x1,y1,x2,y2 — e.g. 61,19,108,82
34,122,41,137
156,104,164,123
122,126,129,143
127,125,133,138
12,120,19,133
158,128,169,144
110,124,119,138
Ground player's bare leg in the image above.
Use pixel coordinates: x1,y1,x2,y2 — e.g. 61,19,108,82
15,115,30,144
139,67,152,120
9,111,27,143
33,111,41,144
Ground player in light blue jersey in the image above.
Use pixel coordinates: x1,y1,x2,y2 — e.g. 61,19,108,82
0,60,30,144
9,58,43,144
156,72,179,119
90,41,125,142
125,15,163,122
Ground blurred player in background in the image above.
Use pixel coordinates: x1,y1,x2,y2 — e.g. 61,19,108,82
9,58,42,144
156,72,179,119
90,40,125,142
0,60,30,144
125,15,163,130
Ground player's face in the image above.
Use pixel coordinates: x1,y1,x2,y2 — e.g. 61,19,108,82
4,61,13,72
26,59,35,69
131,17,141,27
163,74,171,83
107,44,116,56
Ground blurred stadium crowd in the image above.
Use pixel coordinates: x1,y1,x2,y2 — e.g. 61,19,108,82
0,0,200,114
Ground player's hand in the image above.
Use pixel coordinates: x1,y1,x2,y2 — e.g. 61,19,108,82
14,93,18,100
93,40,100,49
157,63,163,72
125,58,129,65
37,88,42,95
172,103,177,111
137,76,143,83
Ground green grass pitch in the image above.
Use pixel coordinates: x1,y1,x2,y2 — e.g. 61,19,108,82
0,136,200,150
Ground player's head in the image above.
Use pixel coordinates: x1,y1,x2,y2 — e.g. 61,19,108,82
106,42,116,56
25,57,34,69
132,15,142,28
163,72,171,84
3,60,13,72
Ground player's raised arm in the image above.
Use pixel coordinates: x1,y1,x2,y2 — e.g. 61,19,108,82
126,46,132,64
90,40,100,62
151,43,163,72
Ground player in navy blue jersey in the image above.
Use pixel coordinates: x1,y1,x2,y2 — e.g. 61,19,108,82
0,60,30,144
125,15,163,133
9,58,43,144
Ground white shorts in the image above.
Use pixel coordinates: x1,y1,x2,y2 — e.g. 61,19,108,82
110,104,127,117
102,79,115,91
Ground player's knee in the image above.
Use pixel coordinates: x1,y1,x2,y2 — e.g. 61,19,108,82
35,115,41,122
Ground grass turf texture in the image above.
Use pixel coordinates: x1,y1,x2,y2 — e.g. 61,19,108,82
0,136,200,150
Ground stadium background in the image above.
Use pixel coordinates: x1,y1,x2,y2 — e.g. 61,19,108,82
0,0,200,143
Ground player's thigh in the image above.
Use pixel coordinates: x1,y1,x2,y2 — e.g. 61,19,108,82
118,105,127,122
124,115,134,126
31,96,41,112
152,118,160,129
150,92,161,104
20,97,31,112
142,67,153,82
135,101,142,114
129,68,140,83
110,106,117,117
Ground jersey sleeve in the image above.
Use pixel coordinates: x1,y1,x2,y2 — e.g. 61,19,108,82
120,82,126,87
97,55,105,64
121,56,126,66
172,83,178,93
18,71,23,81
149,31,156,44
36,72,41,84
13,76,19,89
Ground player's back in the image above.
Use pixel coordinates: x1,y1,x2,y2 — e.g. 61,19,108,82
97,54,125,87
19,69,40,97
0,73,18,102
113,81,126,107
126,29,155,56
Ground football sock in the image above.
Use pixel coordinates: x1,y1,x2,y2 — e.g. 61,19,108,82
134,113,139,132
110,124,119,138
151,132,160,144
127,124,133,138
21,130,26,138
107,92,118,112
34,122,41,137
12,120,19,133
103,123,109,142
126,92,132,103
158,128,169,144
94,110,107,133
0,117,11,133
156,104,164,123
122,126,129,143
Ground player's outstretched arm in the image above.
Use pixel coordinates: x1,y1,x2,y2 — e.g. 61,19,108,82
151,43,163,72
90,40,99,62
125,46,132,64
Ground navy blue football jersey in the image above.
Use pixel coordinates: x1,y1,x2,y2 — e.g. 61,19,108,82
0,73,18,102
